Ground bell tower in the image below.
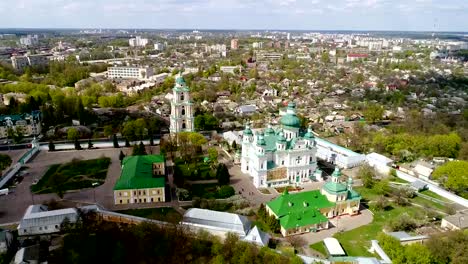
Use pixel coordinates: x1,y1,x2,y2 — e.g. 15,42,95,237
170,74,194,133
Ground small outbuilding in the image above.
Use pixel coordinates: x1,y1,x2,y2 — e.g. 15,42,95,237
323,237,346,256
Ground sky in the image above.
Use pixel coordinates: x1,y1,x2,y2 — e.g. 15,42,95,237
0,0,467,31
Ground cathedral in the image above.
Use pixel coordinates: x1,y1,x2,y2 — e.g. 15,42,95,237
170,74,194,134
241,102,321,188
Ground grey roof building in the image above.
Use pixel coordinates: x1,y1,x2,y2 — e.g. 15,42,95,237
18,205,78,236
181,208,251,238
242,226,270,246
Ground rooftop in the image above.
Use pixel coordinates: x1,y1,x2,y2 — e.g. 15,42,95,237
267,190,335,219
182,208,251,236
323,237,346,256
113,155,165,190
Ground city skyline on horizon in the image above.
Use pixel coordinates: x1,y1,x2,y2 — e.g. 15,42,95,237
1,0,467,32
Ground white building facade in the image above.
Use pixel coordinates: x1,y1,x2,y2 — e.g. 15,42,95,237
107,66,154,80
241,102,319,188
170,75,194,133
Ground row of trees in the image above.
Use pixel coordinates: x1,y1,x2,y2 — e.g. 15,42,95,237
378,231,468,264
51,213,302,264
432,160,468,198
372,132,462,161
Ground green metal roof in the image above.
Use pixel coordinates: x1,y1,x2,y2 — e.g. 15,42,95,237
280,209,329,229
267,190,335,217
280,114,301,128
114,155,166,190
175,75,186,85
280,102,301,128
323,181,348,194
347,189,361,201
243,126,253,136
304,127,315,139
265,126,275,135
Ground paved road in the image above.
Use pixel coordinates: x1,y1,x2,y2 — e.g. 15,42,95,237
0,148,128,224
0,149,28,166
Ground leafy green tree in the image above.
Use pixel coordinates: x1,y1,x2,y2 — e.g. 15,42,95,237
217,185,235,198
358,165,375,188
132,142,147,156
375,196,389,211
404,243,433,264
364,104,384,124
0,154,12,171
7,127,24,144
321,52,330,63
103,125,113,138
432,160,468,198
373,179,390,195
194,114,219,131
377,233,406,263
216,163,230,185
67,128,79,141
208,147,219,168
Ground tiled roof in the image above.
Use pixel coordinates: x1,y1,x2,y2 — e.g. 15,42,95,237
113,155,165,190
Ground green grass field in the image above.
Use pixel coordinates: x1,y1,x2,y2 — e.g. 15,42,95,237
31,158,111,194
174,158,215,181
332,203,427,256
309,241,327,256
189,183,235,199
118,207,182,223
310,185,438,257
419,189,450,202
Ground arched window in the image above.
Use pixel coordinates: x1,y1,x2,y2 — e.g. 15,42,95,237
180,93,184,101
181,106,186,116
182,122,186,129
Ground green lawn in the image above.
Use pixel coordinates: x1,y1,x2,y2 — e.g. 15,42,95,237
174,158,215,181
419,189,450,202
353,187,380,202
309,241,327,256
118,207,182,224
31,158,111,194
333,203,428,256
411,195,447,211
327,185,435,256
190,183,234,199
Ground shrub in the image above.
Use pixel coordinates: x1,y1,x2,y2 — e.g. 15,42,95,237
375,196,389,211
217,185,235,199
387,213,418,231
